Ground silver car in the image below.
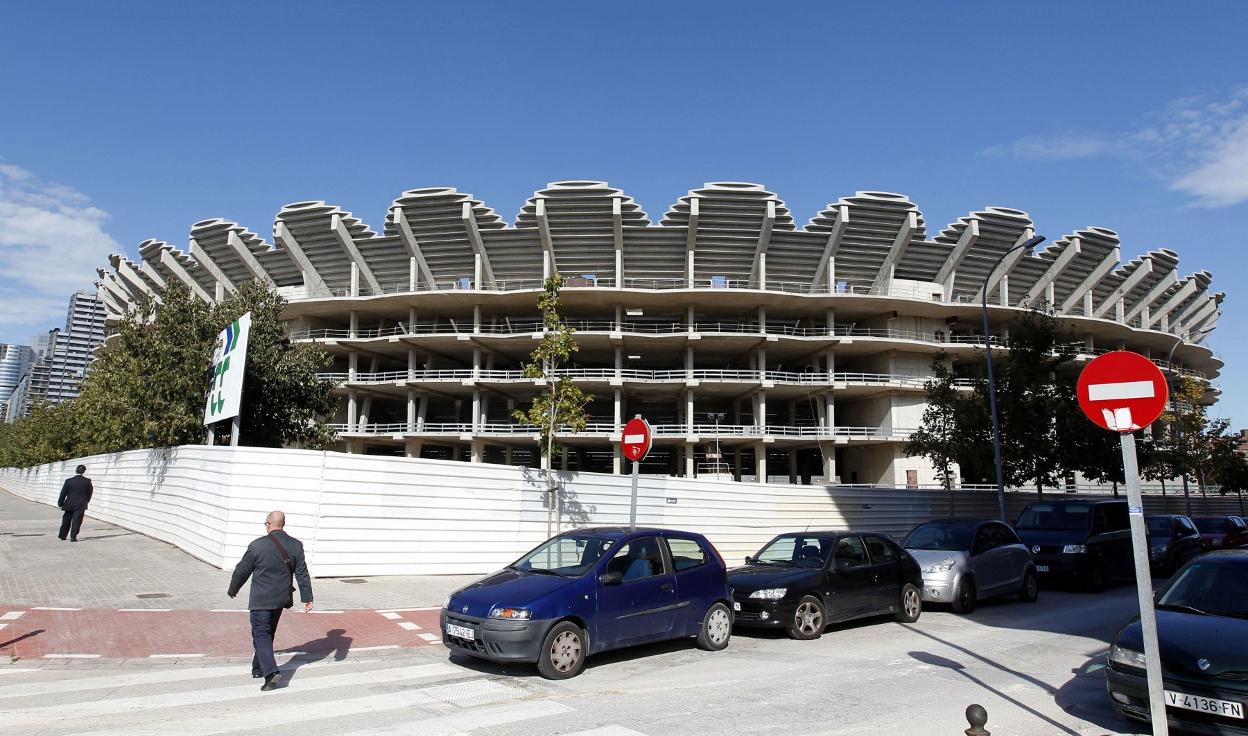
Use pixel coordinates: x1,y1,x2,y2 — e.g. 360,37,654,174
902,519,1039,613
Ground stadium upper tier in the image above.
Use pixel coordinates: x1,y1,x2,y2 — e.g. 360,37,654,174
93,181,1222,369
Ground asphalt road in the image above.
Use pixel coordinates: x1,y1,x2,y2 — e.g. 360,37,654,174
1,582,1151,736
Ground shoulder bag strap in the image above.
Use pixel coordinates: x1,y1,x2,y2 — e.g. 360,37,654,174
266,533,295,573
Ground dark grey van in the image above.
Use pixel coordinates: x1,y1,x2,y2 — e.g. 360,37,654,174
1014,499,1131,592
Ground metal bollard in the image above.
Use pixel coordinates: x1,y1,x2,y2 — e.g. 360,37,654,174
965,704,989,736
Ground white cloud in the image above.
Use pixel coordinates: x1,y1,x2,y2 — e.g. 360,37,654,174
981,87,1248,208
0,162,122,343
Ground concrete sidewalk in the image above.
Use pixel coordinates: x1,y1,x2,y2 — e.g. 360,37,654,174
0,487,476,610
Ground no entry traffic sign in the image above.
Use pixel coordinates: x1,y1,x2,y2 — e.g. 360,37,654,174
621,416,653,462
1077,351,1169,433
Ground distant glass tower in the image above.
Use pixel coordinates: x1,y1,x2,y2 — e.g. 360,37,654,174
4,290,106,420
0,343,34,418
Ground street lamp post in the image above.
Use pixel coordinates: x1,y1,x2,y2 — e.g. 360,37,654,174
1164,326,1215,517
709,412,726,480
982,235,1046,522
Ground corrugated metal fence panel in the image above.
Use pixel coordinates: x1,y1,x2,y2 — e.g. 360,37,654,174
3,448,1245,577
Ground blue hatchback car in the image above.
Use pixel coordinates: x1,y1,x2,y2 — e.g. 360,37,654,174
441,527,734,678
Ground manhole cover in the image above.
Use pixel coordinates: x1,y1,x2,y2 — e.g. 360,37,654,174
136,593,172,599
339,578,368,584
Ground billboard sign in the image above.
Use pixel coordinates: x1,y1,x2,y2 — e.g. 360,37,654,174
203,312,252,425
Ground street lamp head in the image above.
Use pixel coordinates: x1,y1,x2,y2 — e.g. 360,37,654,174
1021,234,1046,250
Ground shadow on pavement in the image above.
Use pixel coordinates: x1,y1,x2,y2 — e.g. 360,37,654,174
279,628,353,685
1,629,44,650
1055,652,1148,735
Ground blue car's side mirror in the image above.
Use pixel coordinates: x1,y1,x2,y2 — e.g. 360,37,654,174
598,571,623,586
744,555,754,565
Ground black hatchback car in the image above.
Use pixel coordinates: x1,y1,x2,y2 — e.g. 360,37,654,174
728,531,923,639
1014,498,1132,591
1107,550,1248,734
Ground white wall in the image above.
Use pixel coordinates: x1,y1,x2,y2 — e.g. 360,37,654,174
5,446,1244,577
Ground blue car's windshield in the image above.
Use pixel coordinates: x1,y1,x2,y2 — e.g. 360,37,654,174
1159,562,1248,618
511,534,616,577
904,523,974,551
1146,517,1173,537
1015,504,1091,531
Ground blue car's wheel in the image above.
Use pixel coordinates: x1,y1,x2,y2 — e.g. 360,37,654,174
696,602,732,651
536,621,586,679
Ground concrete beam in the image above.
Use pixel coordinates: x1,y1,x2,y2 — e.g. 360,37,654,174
462,202,497,286
612,197,624,286
1093,256,1153,318
1147,276,1201,329
983,227,1035,303
812,205,848,288
747,199,776,286
686,196,699,286
1180,295,1222,336
227,231,276,286
392,206,438,290
1024,238,1082,306
137,260,169,291
97,270,134,308
188,238,237,298
871,210,918,292
156,250,213,303
275,221,331,297
1124,267,1177,324
1173,291,1216,331
331,215,382,295
934,219,978,297
1059,246,1119,315
115,258,161,302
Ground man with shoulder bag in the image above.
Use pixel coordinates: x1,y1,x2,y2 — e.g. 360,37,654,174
228,510,314,691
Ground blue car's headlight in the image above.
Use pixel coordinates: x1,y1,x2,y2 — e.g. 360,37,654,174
489,607,532,620
1108,643,1146,669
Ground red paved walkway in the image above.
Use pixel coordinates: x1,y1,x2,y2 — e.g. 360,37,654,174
0,606,443,659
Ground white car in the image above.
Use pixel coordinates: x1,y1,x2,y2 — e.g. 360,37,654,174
903,519,1039,613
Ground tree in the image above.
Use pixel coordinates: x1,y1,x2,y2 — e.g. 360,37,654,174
904,355,969,494
511,274,593,478
0,280,339,467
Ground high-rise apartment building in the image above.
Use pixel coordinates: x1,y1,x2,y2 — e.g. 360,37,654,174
0,343,34,418
4,290,107,420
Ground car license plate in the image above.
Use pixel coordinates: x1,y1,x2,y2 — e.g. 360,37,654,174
1165,690,1243,719
445,623,475,641
1036,565,1049,572
733,601,741,611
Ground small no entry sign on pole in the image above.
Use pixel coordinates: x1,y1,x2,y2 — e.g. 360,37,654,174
1077,351,1170,735
621,416,652,530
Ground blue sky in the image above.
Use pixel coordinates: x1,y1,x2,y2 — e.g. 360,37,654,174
1,2,1245,424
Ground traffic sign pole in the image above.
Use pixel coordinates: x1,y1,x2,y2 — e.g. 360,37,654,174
1077,352,1170,736
620,415,652,531
1120,432,1169,735
629,458,640,531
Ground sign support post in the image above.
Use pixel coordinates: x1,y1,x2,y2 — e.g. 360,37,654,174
230,415,241,447
1120,431,1168,735
620,415,653,531
1076,350,1171,736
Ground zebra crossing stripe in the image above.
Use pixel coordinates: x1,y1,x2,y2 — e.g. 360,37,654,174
7,663,461,726
341,701,575,735
75,677,538,736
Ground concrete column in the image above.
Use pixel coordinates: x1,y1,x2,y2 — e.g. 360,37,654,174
350,262,360,297
348,351,358,380
755,442,767,484
359,397,371,432
473,305,481,334
758,346,767,381
826,348,835,381
417,395,429,430
560,447,569,471
686,346,694,379
686,388,694,433
613,445,622,475
733,449,743,482
758,390,768,430
472,388,481,432
408,307,417,332
1083,291,1094,316
1116,299,1126,323
822,444,836,483
473,348,481,379
405,439,422,458
1046,281,1056,306
349,310,359,338
758,306,766,334
505,446,513,465
758,252,766,289
347,391,358,427
615,347,623,379
789,450,798,485
406,389,416,431
615,304,623,331
409,257,417,292
999,274,1009,307
686,443,695,477
471,441,484,463
825,392,835,430
408,348,417,380
452,446,462,462
474,252,483,290
613,388,622,428
214,282,225,303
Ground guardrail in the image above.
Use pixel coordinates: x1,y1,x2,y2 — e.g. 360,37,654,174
327,422,915,440
318,369,978,389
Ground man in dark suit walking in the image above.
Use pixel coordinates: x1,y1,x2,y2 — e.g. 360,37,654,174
227,510,314,691
57,465,93,542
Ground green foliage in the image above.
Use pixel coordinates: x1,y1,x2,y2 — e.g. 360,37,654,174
0,281,338,467
511,274,593,466
904,355,974,491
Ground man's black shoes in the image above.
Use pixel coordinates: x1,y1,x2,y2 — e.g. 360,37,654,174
260,673,281,691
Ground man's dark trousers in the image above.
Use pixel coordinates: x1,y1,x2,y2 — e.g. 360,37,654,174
250,608,284,678
58,507,86,541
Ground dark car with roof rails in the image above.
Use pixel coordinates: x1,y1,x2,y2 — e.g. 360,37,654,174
727,530,923,640
1107,550,1248,734
1014,498,1132,592
1147,514,1205,575
441,527,732,679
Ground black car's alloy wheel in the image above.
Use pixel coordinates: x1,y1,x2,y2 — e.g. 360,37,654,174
1084,564,1106,593
1018,570,1039,602
896,583,922,623
951,577,977,614
787,596,825,640
696,602,733,651
536,621,586,679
